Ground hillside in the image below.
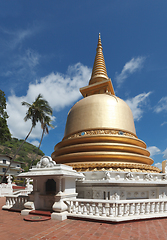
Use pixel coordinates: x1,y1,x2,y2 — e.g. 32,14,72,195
0,138,45,171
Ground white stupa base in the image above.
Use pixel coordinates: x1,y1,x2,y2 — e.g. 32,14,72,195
77,170,167,200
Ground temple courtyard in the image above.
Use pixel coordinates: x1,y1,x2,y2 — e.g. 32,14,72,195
1,197,167,240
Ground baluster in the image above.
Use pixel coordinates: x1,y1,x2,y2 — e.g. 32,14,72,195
108,203,114,217
129,203,134,216
135,203,139,215
118,203,122,217
89,203,93,215
76,201,79,214
150,202,154,214
22,197,25,208
9,197,11,206
160,202,164,213
155,202,159,213
123,203,128,216
164,202,167,213
12,197,15,206
14,197,17,208
78,202,81,214
69,201,72,213
140,203,144,215
8,198,11,206
81,203,84,214
83,203,87,215
105,203,109,217
22,198,25,207
145,202,150,214
6,198,9,206
95,203,99,216
73,201,76,213
18,198,20,208
102,203,106,216
19,198,22,208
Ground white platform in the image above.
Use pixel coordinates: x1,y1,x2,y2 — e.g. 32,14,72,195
77,170,167,200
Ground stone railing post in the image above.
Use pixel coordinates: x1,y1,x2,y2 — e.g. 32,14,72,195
150,202,154,214
155,202,159,213
160,202,164,213
164,201,167,213
109,203,114,217
135,203,139,215
83,203,87,215
140,203,144,215
145,202,150,214
118,203,122,217
129,203,134,216
95,203,99,216
89,203,93,215
102,203,106,216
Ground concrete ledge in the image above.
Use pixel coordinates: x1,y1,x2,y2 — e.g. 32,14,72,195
67,213,167,222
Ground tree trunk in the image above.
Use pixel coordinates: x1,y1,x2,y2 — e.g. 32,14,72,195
0,125,34,184
29,126,45,169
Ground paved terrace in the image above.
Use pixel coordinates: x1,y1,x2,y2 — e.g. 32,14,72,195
0,197,167,240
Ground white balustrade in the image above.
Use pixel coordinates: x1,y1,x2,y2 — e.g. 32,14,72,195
2,195,28,211
64,198,167,222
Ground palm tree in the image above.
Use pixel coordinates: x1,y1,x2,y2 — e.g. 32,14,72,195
29,115,54,169
0,94,53,183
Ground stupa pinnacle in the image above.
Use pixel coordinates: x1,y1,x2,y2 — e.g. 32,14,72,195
89,33,110,85
51,35,160,173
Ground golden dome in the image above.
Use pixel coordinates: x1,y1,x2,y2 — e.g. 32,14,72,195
64,94,136,138
51,34,160,173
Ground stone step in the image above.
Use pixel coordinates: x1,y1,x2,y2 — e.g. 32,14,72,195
30,210,52,217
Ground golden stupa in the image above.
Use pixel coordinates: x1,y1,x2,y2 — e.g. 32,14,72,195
51,34,160,173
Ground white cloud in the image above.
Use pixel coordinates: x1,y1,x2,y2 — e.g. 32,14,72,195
0,27,35,51
154,162,162,170
2,49,40,79
30,140,40,147
161,121,167,126
125,92,151,121
154,96,167,113
0,27,40,86
21,49,40,68
147,146,161,157
10,49,40,77
115,57,145,86
163,148,167,159
7,62,91,140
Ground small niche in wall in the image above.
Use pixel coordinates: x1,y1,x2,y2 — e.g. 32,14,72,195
45,179,56,195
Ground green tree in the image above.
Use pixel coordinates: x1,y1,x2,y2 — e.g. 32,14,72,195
0,90,11,142
1,94,53,183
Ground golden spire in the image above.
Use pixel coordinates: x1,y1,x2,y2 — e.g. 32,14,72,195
80,33,115,97
89,33,109,85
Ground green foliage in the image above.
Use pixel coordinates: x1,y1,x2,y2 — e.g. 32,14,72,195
0,90,8,119
22,93,53,127
0,90,11,143
0,137,45,171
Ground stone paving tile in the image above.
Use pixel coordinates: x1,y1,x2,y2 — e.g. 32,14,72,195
2,197,167,239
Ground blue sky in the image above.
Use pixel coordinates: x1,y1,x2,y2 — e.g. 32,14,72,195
1,1,167,169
